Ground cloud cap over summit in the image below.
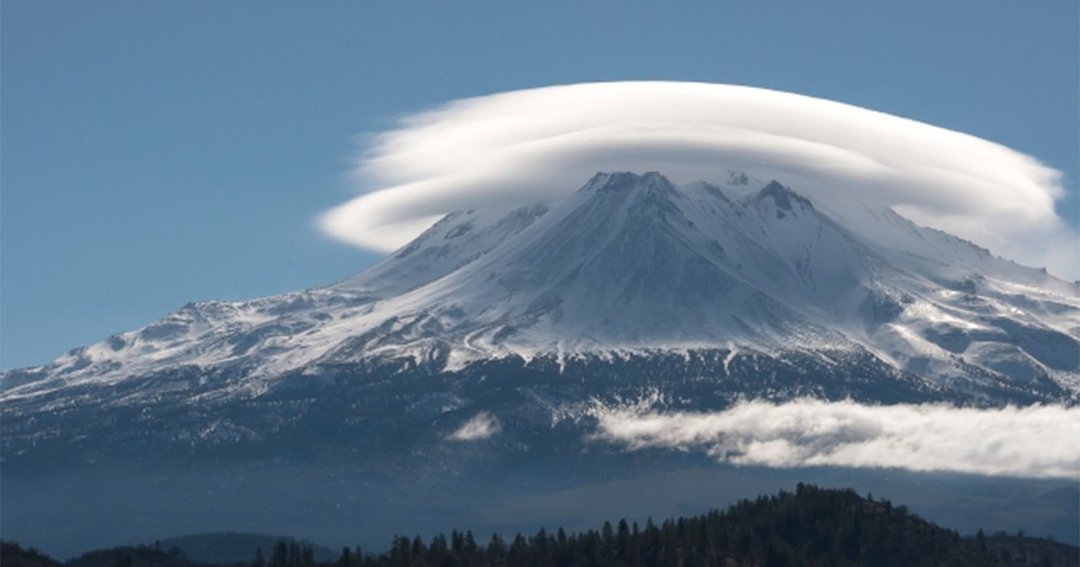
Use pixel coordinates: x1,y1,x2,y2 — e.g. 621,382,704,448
319,82,1076,279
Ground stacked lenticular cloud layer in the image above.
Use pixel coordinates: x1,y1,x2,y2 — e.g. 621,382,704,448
320,82,1075,278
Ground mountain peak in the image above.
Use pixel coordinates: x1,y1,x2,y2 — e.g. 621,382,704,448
753,180,814,216
582,171,679,196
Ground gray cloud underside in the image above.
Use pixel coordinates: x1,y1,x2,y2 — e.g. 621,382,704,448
320,82,1076,279
592,398,1080,479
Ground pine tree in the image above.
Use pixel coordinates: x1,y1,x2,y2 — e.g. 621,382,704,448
270,541,288,567
486,533,506,565
252,546,266,567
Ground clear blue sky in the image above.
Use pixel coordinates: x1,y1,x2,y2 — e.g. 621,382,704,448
2,1,1077,370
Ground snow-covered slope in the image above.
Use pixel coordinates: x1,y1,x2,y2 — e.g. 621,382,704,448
335,201,552,297
3,172,1078,409
5,171,1079,560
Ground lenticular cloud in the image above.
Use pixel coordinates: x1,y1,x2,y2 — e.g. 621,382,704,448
591,399,1080,479
320,81,1075,278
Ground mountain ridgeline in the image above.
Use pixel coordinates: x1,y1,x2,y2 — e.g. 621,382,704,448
3,171,1079,558
2,171,1077,468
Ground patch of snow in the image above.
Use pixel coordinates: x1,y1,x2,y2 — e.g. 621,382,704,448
447,412,501,441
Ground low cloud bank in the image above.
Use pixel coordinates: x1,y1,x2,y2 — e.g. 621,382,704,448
592,398,1080,479
320,82,1076,279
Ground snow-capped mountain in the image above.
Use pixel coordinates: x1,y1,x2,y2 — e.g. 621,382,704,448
2,172,1078,466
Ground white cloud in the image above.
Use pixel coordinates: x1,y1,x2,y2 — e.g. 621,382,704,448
319,82,1077,279
591,398,1080,479
447,411,501,441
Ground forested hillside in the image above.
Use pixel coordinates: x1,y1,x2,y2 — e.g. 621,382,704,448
3,485,1076,566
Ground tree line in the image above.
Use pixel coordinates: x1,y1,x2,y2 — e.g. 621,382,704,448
4,484,1076,566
